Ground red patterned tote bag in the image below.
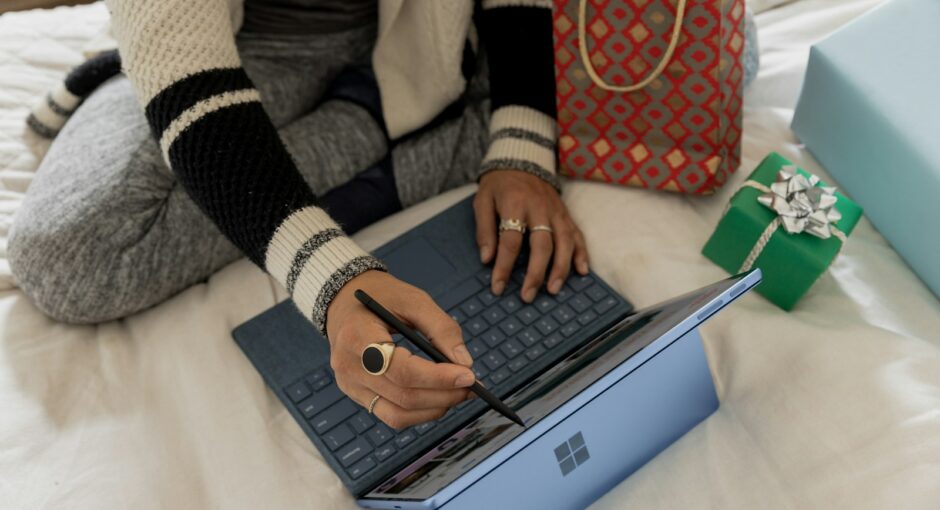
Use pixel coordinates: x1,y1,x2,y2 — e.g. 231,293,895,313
554,0,745,194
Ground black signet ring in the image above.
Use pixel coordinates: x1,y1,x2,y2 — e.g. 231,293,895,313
361,342,396,376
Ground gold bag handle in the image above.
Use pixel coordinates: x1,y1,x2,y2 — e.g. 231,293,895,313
578,0,689,92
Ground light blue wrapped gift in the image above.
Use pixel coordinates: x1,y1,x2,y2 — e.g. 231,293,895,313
792,0,940,298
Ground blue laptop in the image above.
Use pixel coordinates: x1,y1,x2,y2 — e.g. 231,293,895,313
233,195,761,509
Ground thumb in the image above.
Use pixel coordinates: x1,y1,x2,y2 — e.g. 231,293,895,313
403,291,474,368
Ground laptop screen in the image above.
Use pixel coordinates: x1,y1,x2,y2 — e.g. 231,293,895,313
363,273,750,501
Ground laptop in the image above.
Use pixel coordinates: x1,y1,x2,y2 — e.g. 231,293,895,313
233,195,761,509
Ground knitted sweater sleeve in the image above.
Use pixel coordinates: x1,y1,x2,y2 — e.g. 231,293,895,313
478,0,560,191
104,0,386,334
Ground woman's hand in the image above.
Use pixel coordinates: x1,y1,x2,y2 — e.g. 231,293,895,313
475,170,589,302
325,270,476,430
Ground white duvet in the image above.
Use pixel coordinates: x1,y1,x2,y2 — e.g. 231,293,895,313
1,2,938,509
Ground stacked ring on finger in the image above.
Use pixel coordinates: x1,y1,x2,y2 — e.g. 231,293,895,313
361,342,396,376
529,225,553,234
498,218,526,235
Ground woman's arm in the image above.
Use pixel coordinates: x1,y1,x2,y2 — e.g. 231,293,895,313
478,0,559,190
476,0,590,303
105,0,384,334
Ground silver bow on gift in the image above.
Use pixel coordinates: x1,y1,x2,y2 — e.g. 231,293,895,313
756,166,843,239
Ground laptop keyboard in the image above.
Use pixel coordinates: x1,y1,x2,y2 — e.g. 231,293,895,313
280,266,626,483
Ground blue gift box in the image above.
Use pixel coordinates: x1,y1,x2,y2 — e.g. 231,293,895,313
792,0,940,299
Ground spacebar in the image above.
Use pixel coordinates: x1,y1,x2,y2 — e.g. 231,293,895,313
435,277,483,311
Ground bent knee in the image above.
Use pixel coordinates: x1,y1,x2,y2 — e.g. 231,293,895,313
8,216,135,324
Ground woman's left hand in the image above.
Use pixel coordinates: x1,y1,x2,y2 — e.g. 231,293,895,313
474,170,589,303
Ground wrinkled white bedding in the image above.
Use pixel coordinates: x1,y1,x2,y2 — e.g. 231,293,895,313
1,2,938,509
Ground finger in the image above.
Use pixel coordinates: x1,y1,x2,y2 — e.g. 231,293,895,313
473,191,498,264
366,370,471,410
345,382,447,431
521,216,553,303
396,290,475,368
573,228,590,275
383,346,476,390
546,218,575,294
491,206,525,296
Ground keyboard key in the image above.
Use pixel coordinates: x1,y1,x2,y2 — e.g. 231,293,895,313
552,285,573,303
285,381,312,403
552,304,576,324
465,317,488,336
586,284,608,302
476,268,493,285
374,443,397,462
490,367,511,385
300,385,345,419
569,295,592,313
543,332,565,349
534,296,556,314
498,295,522,313
508,358,527,373
306,369,330,388
323,424,355,451
460,297,484,317
311,399,358,435
394,430,418,449
577,311,598,326
518,306,539,325
473,365,490,380
449,308,467,324
569,274,594,291
311,374,332,391
560,322,579,338
350,412,375,434
535,316,560,336
467,339,487,358
348,457,377,479
499,317,523,336
437,277,483,311
482,306,507,325
414,422,435,435
367,425,394,447
500,339,524,359
517,327,541,347
511,270,526,285
525,345,546,361
594,296,618,314
482,351,507,370
336,437,373,468
297,397,321,419
481,328,506,348
477,289,499,307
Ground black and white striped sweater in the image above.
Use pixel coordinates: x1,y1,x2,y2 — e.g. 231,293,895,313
28,0,557,334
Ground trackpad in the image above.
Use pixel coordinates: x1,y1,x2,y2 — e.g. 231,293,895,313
382,237,455,293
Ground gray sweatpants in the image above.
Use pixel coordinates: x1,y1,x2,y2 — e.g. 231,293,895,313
9,26,491,323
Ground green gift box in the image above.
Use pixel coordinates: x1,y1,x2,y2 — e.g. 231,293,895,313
702,152,863,310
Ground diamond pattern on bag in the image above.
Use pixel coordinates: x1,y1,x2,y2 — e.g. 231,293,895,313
554,0,744,193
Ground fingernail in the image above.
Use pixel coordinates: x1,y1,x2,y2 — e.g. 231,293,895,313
523,288,536,302
549,279,563,294
453,346,474,367
578,261,589,274
480,245,491,263
493,280,505,295
455,371,475,388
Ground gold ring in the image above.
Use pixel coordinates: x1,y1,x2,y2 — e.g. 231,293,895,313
368,394,381,414
530,225,554,234
361,342,396,376
499,218,527,235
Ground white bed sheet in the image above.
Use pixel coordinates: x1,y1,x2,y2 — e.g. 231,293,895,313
1,2,938,509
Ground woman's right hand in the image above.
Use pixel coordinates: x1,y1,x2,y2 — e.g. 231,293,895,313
325,270,477,430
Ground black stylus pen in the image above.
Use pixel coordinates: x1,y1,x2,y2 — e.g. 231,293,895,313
354,289,526,428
